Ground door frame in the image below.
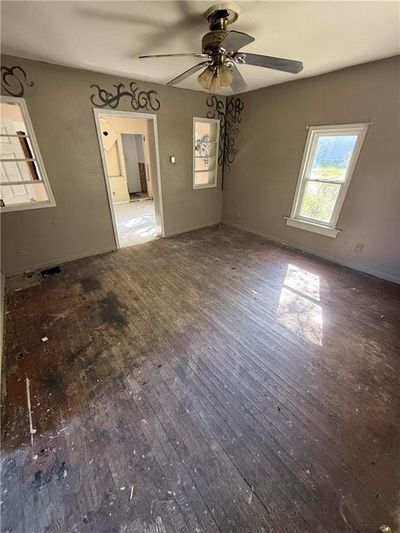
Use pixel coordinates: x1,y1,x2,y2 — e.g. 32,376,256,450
93,108,165,249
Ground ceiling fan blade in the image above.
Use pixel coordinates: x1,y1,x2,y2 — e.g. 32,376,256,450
167,61,211,86
220,30,255,52
139,53,210,59
237,53,303,74
230,63,248,93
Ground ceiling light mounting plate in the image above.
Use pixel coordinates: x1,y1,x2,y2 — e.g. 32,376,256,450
204,3,240,30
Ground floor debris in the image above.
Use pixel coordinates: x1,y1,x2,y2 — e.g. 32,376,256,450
41,266,62,278
25,377,37,454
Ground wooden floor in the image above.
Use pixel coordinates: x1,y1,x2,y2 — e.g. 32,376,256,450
2,225,399,533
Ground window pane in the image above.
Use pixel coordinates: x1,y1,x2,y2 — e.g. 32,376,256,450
194,171,216,187
1,182,49,206
310,135,357,182
195,155,216,172
299,181,341,223
0,102,29,136
194,121,217,143
1,159,41,183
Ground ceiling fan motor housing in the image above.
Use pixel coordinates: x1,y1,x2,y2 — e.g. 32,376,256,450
202,4,240,55
202,30,229,54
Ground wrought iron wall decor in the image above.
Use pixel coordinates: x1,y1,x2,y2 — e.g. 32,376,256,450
224,96,243,174
90,82,160,111
1,65,35,97
206,95,226,166
206,94,243,186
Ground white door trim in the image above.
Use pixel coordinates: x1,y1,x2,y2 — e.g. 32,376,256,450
93,108,165,250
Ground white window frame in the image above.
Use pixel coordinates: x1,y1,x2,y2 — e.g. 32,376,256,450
193,117,220,190
0,95,55,213
286,123,368,238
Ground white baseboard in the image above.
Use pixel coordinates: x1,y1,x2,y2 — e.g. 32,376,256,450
224,221,400,284
165,220,220,238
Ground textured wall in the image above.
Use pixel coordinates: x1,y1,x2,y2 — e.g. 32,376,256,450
222,56,400,282
1,56,222,275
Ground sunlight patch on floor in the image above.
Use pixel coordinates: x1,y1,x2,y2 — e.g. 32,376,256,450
114,199,158,248
277,264,323,346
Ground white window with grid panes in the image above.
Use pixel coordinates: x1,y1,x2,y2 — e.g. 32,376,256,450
0,96,55,212
286,123,368,238
193,117,219,189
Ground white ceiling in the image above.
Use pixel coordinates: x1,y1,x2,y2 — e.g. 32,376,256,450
1,1,399,94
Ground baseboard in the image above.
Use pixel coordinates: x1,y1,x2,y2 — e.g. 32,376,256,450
165,220,220,238
4,222,218,276
5,245,116,277
224,221,400,284
5,222,220,276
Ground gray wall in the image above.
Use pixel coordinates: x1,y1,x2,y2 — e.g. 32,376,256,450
223,56,400,283
1,55,222,275
135,135,145,163
121,134,141,193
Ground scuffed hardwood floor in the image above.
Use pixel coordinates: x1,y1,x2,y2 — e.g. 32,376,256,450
2,225,399,533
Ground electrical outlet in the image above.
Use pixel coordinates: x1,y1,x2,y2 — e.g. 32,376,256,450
236,209,240,218
354,242,365,253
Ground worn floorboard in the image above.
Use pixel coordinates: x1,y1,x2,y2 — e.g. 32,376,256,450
1,225,399,532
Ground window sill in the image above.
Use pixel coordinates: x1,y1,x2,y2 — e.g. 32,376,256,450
193,183,217,190
285,217,340,238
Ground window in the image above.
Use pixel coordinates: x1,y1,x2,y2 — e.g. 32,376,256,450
193,117,219,189
286,123,368,238
0,96,55,212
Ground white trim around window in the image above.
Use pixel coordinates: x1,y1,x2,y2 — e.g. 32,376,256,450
286,123,368,238
0,95,55,213
193,116,220,190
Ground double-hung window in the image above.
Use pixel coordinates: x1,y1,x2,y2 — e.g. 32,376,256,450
287,123,368,237
0,96,55,212
193,117,219,189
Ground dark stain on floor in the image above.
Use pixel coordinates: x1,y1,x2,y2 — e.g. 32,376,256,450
80,276,102,293
98,292,127,327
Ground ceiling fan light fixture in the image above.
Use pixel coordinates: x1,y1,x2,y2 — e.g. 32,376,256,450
208,71,221,93
198,63,232,92
219,64,233,87
197,66,214,89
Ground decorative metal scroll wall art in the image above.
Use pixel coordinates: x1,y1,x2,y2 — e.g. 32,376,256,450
90,82,160,111
224,96,244,174
206,95,226,166
1,65,35,97
206,94,243,186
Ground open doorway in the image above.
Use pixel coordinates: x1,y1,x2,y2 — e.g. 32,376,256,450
93,109,164,249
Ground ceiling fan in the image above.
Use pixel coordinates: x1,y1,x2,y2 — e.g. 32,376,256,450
138,3,303,93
